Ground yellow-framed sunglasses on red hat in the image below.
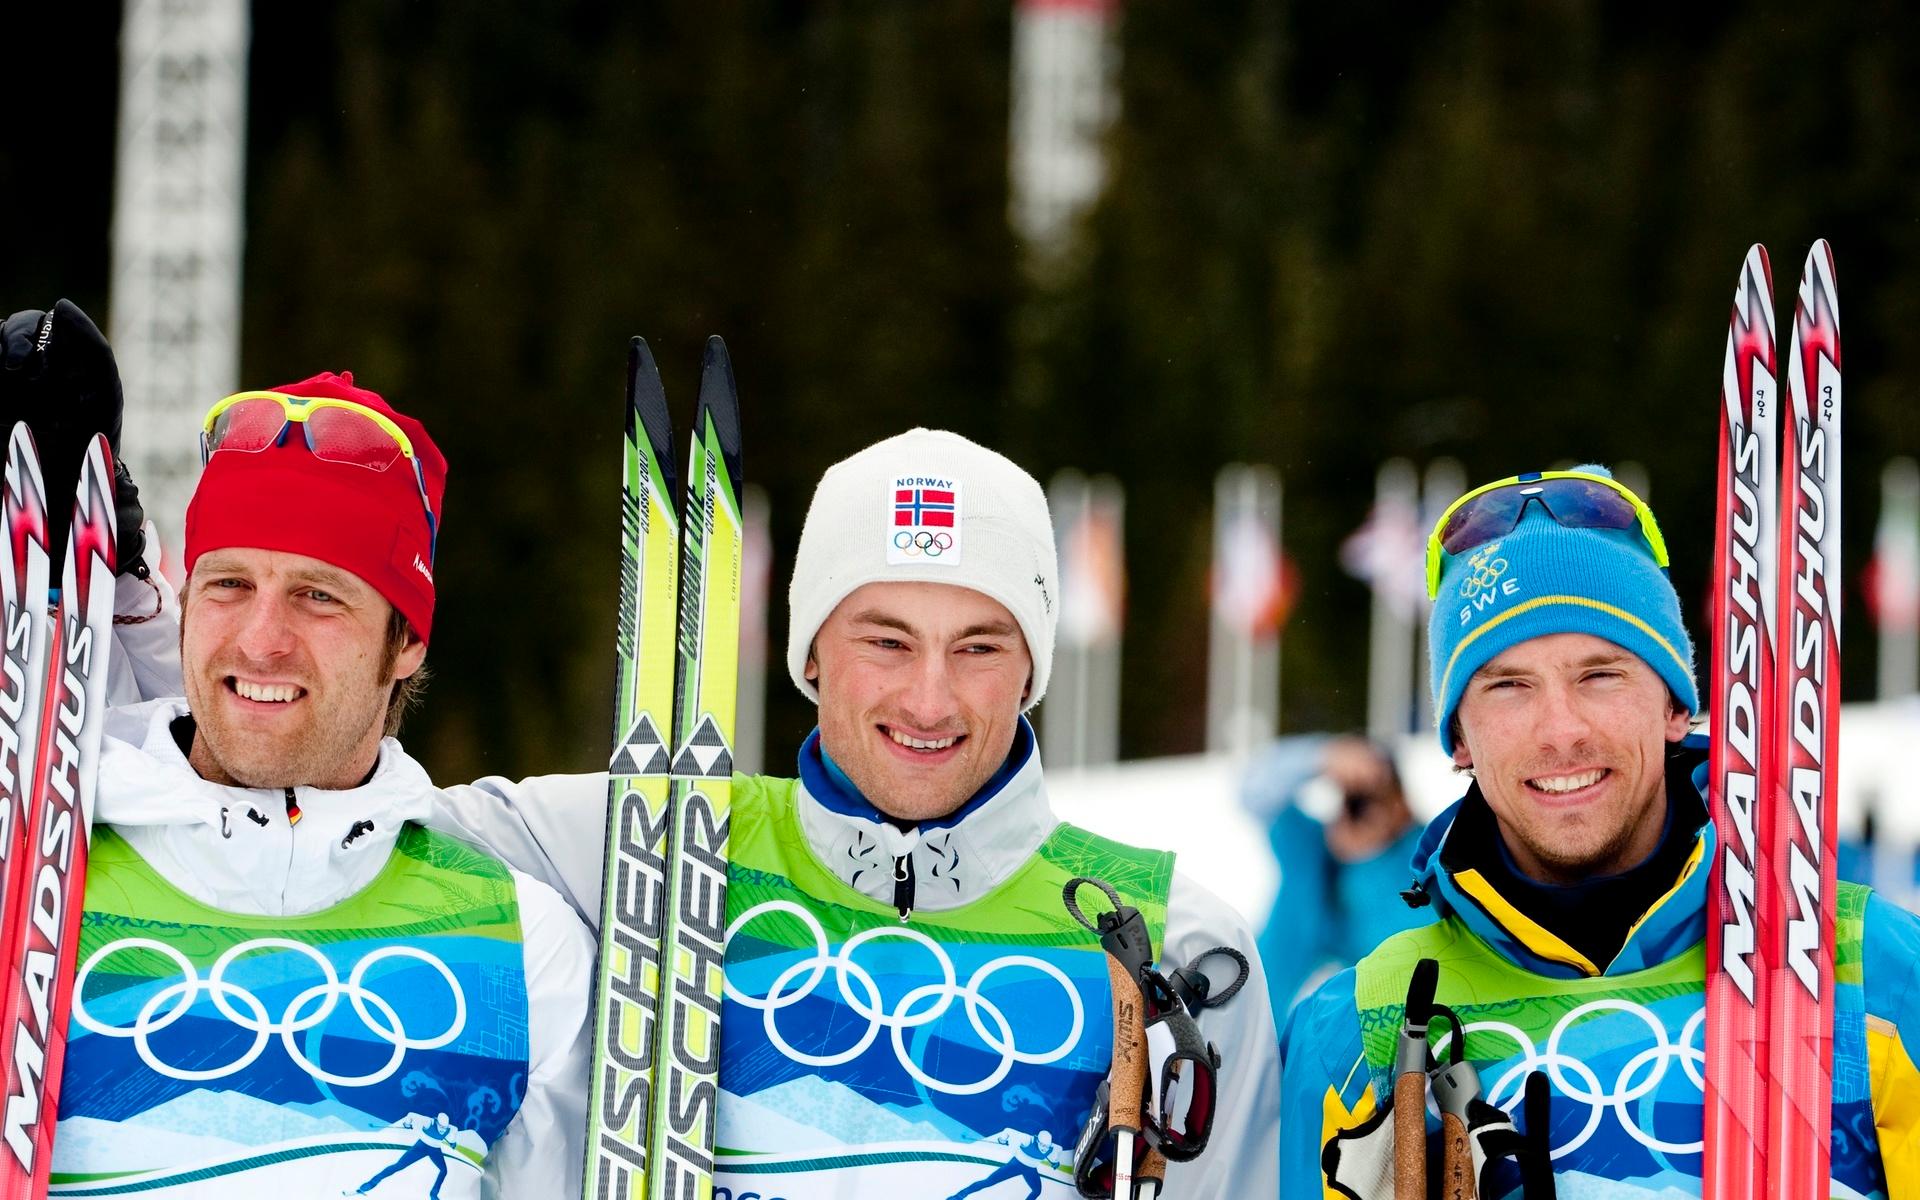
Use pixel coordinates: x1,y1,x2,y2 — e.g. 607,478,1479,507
199,390,439,564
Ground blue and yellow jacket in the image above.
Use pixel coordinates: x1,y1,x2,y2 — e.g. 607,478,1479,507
1279,739,1920,1199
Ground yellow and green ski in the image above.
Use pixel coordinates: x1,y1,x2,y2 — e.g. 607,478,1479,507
585,337,743,1200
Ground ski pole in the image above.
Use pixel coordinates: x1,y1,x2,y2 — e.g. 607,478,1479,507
1136,1145,1167,1199
1395,958,1440,1200
1064,876,1160,1198
1105,950,1150,1199
1520,1072,1556,1200
1432,1058,1482,1200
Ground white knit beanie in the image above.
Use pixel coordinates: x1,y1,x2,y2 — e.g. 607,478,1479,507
787,428,1058,711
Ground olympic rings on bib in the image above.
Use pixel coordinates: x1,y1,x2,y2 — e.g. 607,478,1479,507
725,900,1084,1096
72,937,467,1088
891,531,954,557
1427,998,1705,1159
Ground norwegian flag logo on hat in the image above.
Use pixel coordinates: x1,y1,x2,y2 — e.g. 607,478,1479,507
887,475,962,565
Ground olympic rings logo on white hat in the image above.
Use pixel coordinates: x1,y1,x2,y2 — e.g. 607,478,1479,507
1429,998,1705,1158
892,531,954,558
72,937,467,1088
725,900,1084,1095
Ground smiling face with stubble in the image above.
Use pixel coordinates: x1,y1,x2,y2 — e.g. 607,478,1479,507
806,580,1032,824
181,547,424,791
1451,631,1690,885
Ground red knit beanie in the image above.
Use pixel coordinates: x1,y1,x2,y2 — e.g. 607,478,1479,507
183,372,447,641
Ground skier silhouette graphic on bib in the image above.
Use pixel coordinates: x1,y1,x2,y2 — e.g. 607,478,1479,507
945,1128,1061,1200
353,1112,461,1198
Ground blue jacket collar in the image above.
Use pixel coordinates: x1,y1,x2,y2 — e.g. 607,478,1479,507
1407,734,1712,978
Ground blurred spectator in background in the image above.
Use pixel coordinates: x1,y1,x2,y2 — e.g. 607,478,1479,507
1242,734,1433,1013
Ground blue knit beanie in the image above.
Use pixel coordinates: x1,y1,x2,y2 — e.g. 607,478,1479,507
1428,466,1699,754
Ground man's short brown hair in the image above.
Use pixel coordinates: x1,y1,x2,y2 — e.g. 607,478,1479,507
382,607,429,737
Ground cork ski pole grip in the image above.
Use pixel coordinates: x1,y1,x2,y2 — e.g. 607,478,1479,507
1395,958,1439,1200
1395,1072,1427,1200
1138,1145,1168,1198
1440,1109,1476,1200
1106,953,1148,1197
1106,954,1149,1133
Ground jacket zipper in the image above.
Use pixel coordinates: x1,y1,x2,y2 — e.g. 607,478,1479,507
282,788,300,908
892,853,915,923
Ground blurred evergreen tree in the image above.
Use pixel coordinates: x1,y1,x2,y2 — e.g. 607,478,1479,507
1031,0,1920,754
9,1,1920,775
243,1,1016,776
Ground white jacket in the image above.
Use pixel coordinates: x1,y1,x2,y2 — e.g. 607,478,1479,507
429,749,1283,1200
69,698,594,1199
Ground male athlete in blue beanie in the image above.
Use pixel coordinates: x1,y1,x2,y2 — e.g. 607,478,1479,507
1279,466,1920,1199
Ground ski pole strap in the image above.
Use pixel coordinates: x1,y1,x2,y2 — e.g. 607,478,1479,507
1064,875,1123,929
1139,995,1219,1161
1435,1058,1556,1200
1065,875,1236,1176
1168,945,1249,1013
1428,1002,1466,1066
1397,958,1439,1075
1065,875,1156,984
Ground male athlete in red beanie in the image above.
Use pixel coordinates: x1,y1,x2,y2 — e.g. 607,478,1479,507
1,300,591,1198
179,371,446,784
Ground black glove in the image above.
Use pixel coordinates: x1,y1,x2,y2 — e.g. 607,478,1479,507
0,300,148,576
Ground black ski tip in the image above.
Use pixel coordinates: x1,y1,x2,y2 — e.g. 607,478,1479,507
627,336,677,490
697,335,744,489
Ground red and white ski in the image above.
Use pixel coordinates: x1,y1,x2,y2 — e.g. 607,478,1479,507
0,428,52,1195
0,432,117,1199
1769,240,1841,1196
1706,244,1779,1200
1706,240,1843,1199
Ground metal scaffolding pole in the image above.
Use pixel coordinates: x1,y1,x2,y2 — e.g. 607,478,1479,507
1876,458,1920,701
110,0,250,573
1207,464,1282,756
1047,469,1126,767
1365,459,1419,742
1009,0,1118,273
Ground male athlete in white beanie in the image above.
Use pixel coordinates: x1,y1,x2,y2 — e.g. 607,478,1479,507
437,428,1280,1197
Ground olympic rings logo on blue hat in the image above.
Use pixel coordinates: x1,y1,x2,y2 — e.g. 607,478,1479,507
1458,543,1510,599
